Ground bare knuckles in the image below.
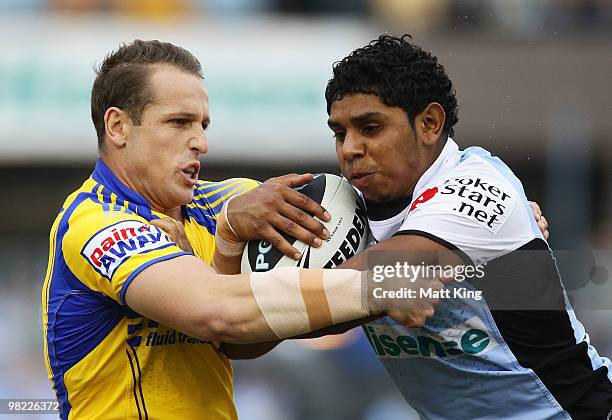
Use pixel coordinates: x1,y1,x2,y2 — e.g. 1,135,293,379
222,174,330,259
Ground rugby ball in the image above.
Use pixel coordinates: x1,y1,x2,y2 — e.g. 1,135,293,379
241,174,369,273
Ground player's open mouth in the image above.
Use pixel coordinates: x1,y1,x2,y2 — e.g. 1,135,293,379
180,162,200,185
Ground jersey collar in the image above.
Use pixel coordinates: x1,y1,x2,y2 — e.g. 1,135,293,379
91,159,152,209
412,137,460,195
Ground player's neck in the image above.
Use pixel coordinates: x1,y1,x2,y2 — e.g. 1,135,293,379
152,206,183,222
365,194,412,221
101,157,184,222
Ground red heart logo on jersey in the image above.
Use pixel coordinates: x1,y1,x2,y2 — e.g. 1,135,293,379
409,187,438,212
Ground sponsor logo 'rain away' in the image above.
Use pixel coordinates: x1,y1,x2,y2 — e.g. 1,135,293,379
82,220,174,279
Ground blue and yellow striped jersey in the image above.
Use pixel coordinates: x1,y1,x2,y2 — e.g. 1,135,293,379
42,160,258,419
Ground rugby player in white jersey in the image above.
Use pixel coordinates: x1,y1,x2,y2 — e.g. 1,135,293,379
324,34,612,419
221,35,611,418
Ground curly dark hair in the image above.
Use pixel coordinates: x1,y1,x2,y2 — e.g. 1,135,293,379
325,34,458,138
91,40,203,150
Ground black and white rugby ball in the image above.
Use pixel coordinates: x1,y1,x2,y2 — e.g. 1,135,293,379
241,174,369,273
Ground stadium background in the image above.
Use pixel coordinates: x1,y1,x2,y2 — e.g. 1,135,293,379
0,1,610,418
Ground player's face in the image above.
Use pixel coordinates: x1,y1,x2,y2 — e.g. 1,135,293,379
125,65,209,214
329,93,428,203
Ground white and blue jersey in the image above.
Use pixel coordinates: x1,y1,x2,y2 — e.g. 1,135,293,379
365,139,612,419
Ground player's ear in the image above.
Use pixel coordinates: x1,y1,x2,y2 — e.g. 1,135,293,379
415,102,445,146
104,107,131,148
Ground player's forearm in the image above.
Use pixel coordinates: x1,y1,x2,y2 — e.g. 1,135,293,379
217,267,375,343
127,257,374,344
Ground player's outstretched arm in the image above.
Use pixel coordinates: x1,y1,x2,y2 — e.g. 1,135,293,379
125,257,384,344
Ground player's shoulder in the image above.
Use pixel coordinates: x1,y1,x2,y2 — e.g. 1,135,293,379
427,146,526,209
58,181,151,253
56,178,101,214
406,145,532,238
402,145,541,261
450,146,524,194
60,180,138,226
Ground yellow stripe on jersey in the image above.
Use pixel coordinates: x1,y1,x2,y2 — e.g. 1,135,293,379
188,178,259,218
192,179,245,200
207,184,256,209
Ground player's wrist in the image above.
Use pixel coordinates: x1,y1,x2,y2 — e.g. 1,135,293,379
216,199,245,257
215,231,245,257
